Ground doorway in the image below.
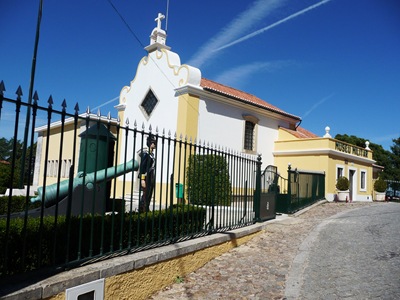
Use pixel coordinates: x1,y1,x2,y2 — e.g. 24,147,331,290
349,169,356,201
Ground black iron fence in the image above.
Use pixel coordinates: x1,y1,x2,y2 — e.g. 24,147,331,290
262,165,325,214
385,180,400,200
0,82,261,278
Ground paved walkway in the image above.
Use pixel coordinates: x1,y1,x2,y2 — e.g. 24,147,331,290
150,201,400,299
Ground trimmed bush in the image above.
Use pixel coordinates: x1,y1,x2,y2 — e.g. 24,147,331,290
374,178,387,193
336,176,349,191
186,154,232,206
0,196,41,215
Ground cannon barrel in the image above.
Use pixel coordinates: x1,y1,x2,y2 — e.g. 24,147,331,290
32,159,138,208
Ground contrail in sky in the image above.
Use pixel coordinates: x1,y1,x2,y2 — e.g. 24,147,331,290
215,60,294,88
214,0,332,52
302,93,335,119
92,96,119,112
188,0,285,68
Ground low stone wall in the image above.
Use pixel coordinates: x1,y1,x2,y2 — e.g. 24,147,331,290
1,222,275,300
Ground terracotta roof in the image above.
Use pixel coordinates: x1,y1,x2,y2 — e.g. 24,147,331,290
280,126,319,139
200,78,301,121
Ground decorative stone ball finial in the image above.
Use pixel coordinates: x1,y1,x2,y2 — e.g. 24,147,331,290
323,126,332,138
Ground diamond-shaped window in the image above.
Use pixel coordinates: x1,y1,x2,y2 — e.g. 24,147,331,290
141,90,158,117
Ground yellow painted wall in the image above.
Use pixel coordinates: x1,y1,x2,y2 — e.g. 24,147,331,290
46,231,260,300
173,93,200,192
37,123,80,187
274,131,374,200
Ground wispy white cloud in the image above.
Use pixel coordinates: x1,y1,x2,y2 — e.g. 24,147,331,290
92,96,119,112
214,60,294,87
187,0,285,68
302,93,334,119
214,0,333,52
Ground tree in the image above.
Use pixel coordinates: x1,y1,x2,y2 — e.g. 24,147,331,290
389,138,400,181
0,137,36,190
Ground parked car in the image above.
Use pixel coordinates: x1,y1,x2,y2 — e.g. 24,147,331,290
386,190,400,201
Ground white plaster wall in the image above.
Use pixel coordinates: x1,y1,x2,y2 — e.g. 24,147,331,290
117,49,200,184
120,50,182,135
197,97,284,168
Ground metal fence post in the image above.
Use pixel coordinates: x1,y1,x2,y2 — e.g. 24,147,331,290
254,154,262,222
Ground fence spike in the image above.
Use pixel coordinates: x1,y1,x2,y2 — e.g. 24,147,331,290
48,95,54,107
107,112,111,120
86,106,90,115
134,120,137,128
61,99,67,111
156,126,159,134
0,80,5,96
97,108,101,118
126,118,130,127
117,115,121,124
74,103,79,115
142,122,145,130
16,86,23,99
33,91,39,105
162,128,165,136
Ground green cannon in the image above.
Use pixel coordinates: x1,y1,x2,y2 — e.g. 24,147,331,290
32,159,138,208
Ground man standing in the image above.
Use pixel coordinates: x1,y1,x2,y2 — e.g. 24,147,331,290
138,134,156,213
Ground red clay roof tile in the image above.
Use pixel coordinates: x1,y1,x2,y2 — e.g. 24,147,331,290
200,78,301,121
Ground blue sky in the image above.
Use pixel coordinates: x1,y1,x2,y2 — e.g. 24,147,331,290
1,0,399,151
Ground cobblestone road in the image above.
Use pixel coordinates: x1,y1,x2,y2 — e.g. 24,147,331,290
150,202,400,300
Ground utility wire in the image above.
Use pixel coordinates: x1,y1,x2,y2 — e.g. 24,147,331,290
106,0,145,49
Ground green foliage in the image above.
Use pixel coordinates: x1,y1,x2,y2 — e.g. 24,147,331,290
0,196,41,215
0,205,206,277
186,154,232,206
374,178,387,192
336,176,349,191
389,138,400,181
0,137,36,190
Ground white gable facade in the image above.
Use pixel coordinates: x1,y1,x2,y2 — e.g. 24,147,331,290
115,14,301,170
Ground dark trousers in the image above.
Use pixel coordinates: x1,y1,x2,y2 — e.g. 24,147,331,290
139,174,155,213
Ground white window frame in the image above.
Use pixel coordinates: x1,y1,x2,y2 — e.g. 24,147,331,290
65,278,104,300
336,164,345,180
360,169,367,191
242,115,259,154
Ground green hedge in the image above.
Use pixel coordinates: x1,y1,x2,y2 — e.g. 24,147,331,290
0,205,206,277
0,196,41,215
186,154,232,206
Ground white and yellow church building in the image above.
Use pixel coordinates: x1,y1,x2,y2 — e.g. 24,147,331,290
33,13,377,204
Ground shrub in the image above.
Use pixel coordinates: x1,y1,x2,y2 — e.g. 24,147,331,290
0,196,41,215
0,205,206,277
186,154,232,206
336,176,349,191
374,178,387,193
